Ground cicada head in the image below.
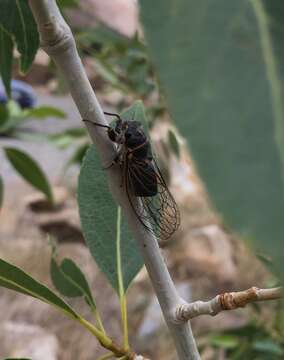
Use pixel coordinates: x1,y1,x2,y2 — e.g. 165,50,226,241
124,121,147,149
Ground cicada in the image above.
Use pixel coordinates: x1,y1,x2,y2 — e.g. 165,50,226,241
87,111,180,242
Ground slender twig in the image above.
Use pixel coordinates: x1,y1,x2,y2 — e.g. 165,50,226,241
175,287,283,321
28,1,200,359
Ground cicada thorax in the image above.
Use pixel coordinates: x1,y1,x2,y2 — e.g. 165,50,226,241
123,121,158,197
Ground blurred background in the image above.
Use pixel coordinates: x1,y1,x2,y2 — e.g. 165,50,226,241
0,0,283,359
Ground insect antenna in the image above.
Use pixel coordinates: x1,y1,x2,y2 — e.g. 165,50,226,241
82,118,110,129
104,112,122,122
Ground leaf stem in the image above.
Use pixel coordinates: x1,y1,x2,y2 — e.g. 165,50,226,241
93,307,106,335
78,316,135,358
78,316,110,345
116,206,129,350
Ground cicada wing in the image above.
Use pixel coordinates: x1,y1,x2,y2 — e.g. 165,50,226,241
125,156,180,242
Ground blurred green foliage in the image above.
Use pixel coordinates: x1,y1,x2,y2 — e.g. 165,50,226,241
209,322,284,359
0,101,65,138
76,27,156,102
0,100,65,205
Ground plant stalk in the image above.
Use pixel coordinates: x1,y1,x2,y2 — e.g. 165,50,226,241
28,1,200,358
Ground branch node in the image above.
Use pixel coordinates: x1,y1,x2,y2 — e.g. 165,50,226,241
219,287,259,310
40,22,73,55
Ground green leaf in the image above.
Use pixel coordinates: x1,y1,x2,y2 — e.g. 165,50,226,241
0,0,39,73
253,339,284,355
0,258,79,320
66,143,89,168
140,0,284,280
0,175,3,208
0,105,66,135
78,103,144,292
6,99,22,118
0,26,13,96
51,251,96,309
51,259,82,298
0,103,9,131
49,128,87,149
4,147,54,204
25,106,66,119
0,101,25,135
210,334,239,349
57,0,78,8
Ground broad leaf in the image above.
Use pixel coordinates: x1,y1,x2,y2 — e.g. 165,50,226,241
4,147,54,204
51,252,96,309
0,26,13,97
78,103,144,292
0,258,79,320
140,1,284,279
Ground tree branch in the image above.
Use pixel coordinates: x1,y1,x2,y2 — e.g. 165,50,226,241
175,287,283,321
28,1,200,359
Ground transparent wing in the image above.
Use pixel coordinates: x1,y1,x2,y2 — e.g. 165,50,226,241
125,156,180,242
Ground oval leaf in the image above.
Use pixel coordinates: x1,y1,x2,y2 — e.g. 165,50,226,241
51,258,82,298
51,253,96,309
140,1,284,279
78,104,144,292
4,147,53,204
0,258,79,320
